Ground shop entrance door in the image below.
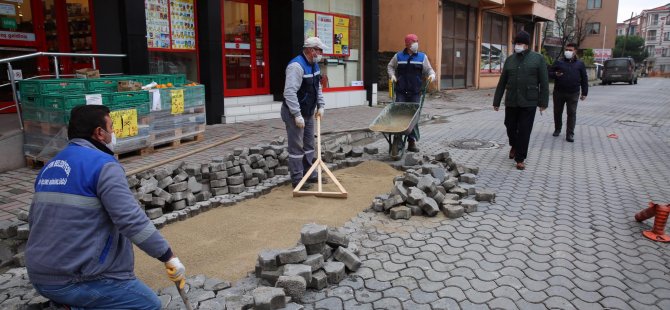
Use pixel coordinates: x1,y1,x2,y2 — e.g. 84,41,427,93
441,2,476,89
222,0,269,97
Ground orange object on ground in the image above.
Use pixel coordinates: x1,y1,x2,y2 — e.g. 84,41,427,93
607,133,619,139
637,202,670,242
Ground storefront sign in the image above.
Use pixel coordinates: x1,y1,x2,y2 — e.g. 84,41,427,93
316,14,333,54
333,16,349,55
224,42,250,50
593,48,612,60
0,3,16,16
0,30,35,41
304,12,315,39
171,89,184,115
145,0,170,49
170,0,196,50
110,109,139,138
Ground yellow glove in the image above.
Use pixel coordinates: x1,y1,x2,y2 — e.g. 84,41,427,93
165,257,186,289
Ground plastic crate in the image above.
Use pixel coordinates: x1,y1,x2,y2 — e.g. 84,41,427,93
184,85,205,107
21,106,43,121
84,78,121,92
104,91,150,108
157,87,186,110
19,79,86,95
21,93,43,108
152,74,187,85
111,101,150,116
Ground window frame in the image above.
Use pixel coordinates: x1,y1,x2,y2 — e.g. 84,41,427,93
586,22,601,35
587,0,602,10
480,12,508,75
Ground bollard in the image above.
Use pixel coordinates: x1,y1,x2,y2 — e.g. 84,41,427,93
635,202,658,222
642,204,670,242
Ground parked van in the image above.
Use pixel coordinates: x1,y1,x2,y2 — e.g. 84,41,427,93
601,58,638,85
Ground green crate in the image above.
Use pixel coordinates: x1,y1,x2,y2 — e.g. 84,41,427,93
83,78,121,92
42,109,70,125
103,91,149,106
152,74,187,85
42,93,112,110
19,79,86,95
21,106,42,121
184,85,205,107
157,87,185,110
21,93,43,108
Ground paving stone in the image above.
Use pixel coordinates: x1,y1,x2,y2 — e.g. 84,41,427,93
449,186,468,198
321,245,334,260
405,153,422,166
275,166,289,175
403,173,420,187
460,199,479,213
0,221,18,238
253,286,286,310
277,244,308,265
168,181,188,193
245,177,260,187
406,187,427,205
301,223,329,245
326,228,349,248
305,242,326,255
276,275,307,302
323,261,346,284
475,189,496,202
261,267,285,286
443,205,464,219
407,204,424,216
351,147,364,157
333,246,362,271
16,225,29,240
303,254,324,272
187,177,203,193
150,197,166,208
364,146,379,155
259,249,280,270
173,172,188,183
418,196,440,217
441,178,457,190
228,184,245,194
459,173,476,184
212,187,229,196
309,270,328,290
283,264,312,284
392,181,409,201
390,206,412,220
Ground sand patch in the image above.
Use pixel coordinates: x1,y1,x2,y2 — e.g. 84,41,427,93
133,160,399,289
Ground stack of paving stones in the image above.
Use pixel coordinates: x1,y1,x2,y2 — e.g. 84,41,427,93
370,151,495,220
254,223,362,305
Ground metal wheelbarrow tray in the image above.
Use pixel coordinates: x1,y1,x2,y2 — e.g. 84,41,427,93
368,102,421,160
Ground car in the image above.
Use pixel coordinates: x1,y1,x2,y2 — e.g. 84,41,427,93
601,58,638,85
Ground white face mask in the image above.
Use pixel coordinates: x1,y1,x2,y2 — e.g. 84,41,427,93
514,44,526,53
564,51,574,59
102,129,116,152
410,42,419,53
314,54,323,63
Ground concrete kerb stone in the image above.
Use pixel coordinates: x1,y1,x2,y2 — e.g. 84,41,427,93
333,246,362,272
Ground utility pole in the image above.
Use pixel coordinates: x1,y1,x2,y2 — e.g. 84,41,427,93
601,25,607,62
622,12,634,57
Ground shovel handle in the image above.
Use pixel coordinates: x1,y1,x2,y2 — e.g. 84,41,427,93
175,281,193,310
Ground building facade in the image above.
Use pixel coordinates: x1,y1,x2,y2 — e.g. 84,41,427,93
576,0,618,52
0,0,380,124
379,0,555,90
640,3,670,73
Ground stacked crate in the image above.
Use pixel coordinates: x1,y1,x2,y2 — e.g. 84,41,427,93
19,74,205,163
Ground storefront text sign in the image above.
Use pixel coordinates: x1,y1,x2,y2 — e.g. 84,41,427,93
171,89,184,115
316,14,333,54
0,3,16,16
0,30,35,42
110,109,139,138
593,49,612,60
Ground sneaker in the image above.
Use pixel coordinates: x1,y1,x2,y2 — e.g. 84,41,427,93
553,130,560,137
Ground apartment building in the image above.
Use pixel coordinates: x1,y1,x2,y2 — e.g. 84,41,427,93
576,0,618,52
640,3,670,73
617,15,642,37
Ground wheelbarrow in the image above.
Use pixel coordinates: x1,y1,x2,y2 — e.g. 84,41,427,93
369,81,428,160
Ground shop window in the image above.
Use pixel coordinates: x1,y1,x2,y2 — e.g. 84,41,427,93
304,0,363,89
0,1,35,42
145,0,199,82
586,22,600,35
480,12,508,74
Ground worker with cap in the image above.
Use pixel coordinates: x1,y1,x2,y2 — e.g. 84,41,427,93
25,105,185,309
492,30,549,170
282,36,328,189
387,33,436,152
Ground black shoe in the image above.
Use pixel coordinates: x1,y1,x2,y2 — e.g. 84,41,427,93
553,130,560,137
407,140,419,152
307,177,328,184
566,135,574,142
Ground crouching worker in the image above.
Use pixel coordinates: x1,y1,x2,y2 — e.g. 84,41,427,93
26,105,186,310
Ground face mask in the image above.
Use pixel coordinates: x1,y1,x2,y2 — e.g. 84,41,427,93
514,44,525,53
410,42,419,53
102,129,116,152
314,54,323,63
564,51,574,59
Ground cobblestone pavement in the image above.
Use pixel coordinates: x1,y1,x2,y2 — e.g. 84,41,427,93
300,78,670,309
2,78,670,309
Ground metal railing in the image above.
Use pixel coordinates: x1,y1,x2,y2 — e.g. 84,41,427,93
0,52,126,130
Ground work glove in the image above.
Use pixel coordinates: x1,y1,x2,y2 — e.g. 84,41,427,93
294,115,305,129
165,256,186,289
315,107,325,119
428,74,435,83
390,75,397,83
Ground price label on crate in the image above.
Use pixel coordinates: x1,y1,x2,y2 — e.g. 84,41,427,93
110,109,139,138
171,89,184,115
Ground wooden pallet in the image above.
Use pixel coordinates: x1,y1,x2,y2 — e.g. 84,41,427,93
23,121,66,136
151,131,205,151
25,156,49,169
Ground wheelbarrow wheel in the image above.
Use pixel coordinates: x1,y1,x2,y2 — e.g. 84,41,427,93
390,135,403,161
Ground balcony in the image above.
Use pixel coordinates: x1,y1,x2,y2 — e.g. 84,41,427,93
647,36,657,41
505,0,556,22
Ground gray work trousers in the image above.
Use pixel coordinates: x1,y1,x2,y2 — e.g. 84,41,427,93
281,104,316,185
